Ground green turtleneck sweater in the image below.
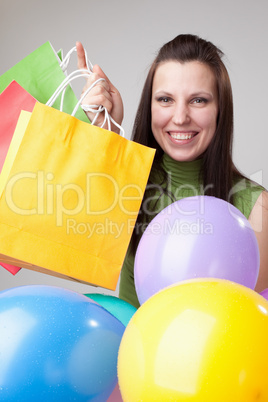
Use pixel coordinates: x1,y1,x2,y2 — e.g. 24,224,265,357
119,153,264,308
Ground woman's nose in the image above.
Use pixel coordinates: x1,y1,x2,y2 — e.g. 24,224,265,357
172,103,190,125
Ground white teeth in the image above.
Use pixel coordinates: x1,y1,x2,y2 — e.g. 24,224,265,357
170,133,195,140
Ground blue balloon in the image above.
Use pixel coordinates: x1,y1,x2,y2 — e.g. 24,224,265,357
0,285,125,401
84,294,137,327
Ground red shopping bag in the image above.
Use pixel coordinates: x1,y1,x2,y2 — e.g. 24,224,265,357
0,80,36,274
0,81,37,172
1,262,20,275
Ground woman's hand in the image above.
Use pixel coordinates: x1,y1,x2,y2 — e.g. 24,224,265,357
76,41,124,134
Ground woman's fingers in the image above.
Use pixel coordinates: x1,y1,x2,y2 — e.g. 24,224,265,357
76,41,88,70
82,81,113,113
76,42,124,132
81,73,111,98
92,66,124,127
93,64,113,86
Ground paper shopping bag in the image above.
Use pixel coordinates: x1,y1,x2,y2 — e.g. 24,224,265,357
0,110,32,196
0,81,37,274
0,81,37,172
0,103,155,290
0,110,33,274
0,42,89,123
1,263,21,275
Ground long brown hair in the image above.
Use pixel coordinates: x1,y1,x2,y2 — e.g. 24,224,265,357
131,34,243,247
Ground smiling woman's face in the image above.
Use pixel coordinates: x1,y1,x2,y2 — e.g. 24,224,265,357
151,60,219,162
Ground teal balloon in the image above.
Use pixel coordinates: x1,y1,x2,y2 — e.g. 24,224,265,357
0,285,125,401
84,294,137,327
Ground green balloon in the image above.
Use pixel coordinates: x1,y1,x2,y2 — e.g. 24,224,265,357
84,294,137,327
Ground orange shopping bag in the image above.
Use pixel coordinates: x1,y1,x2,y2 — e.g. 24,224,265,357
0,103,155,290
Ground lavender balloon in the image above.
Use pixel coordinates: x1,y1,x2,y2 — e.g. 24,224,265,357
134,196,260,305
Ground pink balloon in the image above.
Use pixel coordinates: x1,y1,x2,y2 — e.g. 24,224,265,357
260,289,268,300
135,196,260,305
107,383,123,402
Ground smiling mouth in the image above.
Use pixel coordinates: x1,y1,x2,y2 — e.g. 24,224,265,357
168,132,198,140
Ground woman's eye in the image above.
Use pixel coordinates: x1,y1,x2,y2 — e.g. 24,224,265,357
158,96,172,103
192,97,207,104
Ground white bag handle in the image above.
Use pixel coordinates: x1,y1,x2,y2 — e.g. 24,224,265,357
59,46,93,73
46,68,92,110
46,46,125,136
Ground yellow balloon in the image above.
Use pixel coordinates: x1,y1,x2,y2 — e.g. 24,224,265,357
118,279,268,402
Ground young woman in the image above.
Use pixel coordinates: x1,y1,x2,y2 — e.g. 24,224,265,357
77,34,268,308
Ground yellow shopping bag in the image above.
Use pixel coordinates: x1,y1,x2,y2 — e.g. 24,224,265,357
0,102,155,290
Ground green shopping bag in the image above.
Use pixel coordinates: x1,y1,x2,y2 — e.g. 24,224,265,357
0,42,89,123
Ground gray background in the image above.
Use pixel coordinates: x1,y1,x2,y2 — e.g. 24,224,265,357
0,0,267,295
